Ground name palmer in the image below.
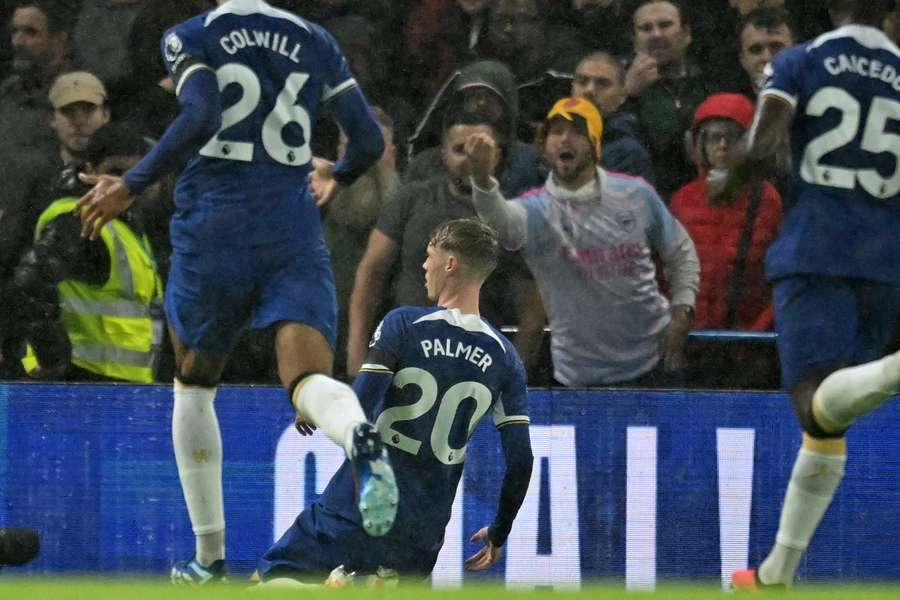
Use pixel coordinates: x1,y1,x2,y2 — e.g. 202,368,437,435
420,339,493,372
219,29,302,63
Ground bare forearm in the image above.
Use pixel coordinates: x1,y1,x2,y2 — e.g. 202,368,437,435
347,265,389,376
511,279,546,373
722,96,794,199
721,141,775,200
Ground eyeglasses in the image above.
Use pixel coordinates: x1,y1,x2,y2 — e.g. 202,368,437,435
700,126,743,146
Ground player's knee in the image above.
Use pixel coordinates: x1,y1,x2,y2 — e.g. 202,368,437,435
175,352,227,387
175,367,220,388
792,387,846,440
286,371,328,407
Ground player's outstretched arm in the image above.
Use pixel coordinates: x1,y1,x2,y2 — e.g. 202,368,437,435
308,157,337,207
351,354,395,420
75,174,135,240
121,69,222,196
329,88,384,188
465,527,502,571
466,422,533,571
75,70,222,240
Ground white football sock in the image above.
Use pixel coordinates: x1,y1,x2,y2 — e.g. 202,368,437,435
196,530,224,568
172,380,225,565
758,448,846,586
814,351,900,430
292,374,367,458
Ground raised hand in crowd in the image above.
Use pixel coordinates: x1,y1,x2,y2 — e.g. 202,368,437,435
624,52,660,97
464,131,500,189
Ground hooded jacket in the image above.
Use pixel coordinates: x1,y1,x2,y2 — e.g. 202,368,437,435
405,60,542,198
408,60,519,158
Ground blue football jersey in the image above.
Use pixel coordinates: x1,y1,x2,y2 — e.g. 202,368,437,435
317,306,530,553
160,0,360,250
761,25,900,285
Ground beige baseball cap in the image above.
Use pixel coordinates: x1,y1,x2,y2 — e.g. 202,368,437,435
48,72,107,109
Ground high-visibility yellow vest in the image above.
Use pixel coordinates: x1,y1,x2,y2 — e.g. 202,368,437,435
22,197,164,383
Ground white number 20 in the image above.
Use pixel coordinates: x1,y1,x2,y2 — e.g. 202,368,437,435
801,87,900,199
199,63,311,167
375,367,493,466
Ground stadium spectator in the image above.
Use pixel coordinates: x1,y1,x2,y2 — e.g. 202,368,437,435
347,111,542,377
468,97,699,387
670,93,782,387
47,71,111,194
403,0,494,104
120,0,207,137
407,60,543,198
70,0,143,97
322,107,399,377
783,0,831,41
698,2,816,92
269,0,408,117
268,0,399,31
729,0,785,9
623,0,712,200
0,0,77,379
571,51,654,183
0,1,73,154
483,0,585,84
0,4,14,82
5,123,164,383
550,0,631,59
318,14,415,169
481,0,586,138
884,1,900,44
737,8,796,98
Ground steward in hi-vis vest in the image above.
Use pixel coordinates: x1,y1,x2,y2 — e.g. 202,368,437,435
16,196,163,383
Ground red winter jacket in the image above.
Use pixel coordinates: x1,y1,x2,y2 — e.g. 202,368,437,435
669,177,783,331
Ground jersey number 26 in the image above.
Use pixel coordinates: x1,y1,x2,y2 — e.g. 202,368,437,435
200,63,311,166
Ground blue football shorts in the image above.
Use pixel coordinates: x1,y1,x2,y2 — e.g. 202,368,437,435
773,275,900,390
257,503,438,581
165,241,337,356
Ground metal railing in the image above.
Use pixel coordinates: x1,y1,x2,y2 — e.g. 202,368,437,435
500,326,777,345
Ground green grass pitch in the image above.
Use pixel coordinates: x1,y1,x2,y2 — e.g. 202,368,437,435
3,580,900,600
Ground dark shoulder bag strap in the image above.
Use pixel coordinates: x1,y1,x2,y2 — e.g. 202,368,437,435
724,182,764,329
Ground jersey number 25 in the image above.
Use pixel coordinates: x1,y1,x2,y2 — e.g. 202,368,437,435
200,63,311,166
801,87,900,199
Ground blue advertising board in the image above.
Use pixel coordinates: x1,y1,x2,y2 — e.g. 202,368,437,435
1,383,899,588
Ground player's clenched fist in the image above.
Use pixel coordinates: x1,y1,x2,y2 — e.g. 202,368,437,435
464,132,499,190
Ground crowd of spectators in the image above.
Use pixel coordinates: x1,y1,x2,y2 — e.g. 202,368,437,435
0,0,879,389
